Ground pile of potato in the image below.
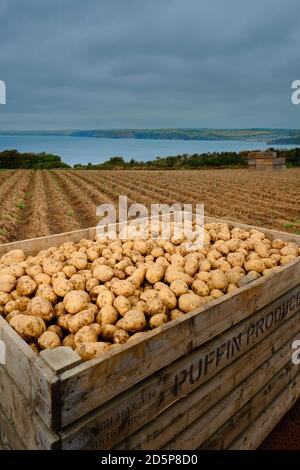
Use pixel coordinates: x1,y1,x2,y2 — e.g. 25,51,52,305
0,221,299,361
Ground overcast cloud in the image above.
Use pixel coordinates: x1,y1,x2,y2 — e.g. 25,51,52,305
0,0,299,129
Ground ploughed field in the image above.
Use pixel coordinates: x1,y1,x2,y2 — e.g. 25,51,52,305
0,168,300,244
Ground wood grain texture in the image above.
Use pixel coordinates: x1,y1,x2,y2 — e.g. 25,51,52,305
113,316,300,450
228,373,300,450
0,406,26,450
0,367,60,449
162,345,298,449
0,316,60,429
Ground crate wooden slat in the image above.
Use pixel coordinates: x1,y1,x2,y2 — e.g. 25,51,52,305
112,313,300,450
0,216,300,450
228,373,300,450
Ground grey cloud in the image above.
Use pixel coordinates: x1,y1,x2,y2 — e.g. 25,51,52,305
0,0,300,128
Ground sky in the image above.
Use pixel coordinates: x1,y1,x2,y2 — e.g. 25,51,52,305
0,0,300,130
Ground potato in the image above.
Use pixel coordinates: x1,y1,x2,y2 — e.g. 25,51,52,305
69,252,88,270
68,309,95,333
5,309,21,321
211,270,228,290
63,290,90,314
4,300,19,315
47,325,63,340
86,278,99,292
25,264,42,278
199,260,211,272
149,313,169,329
38,331,61,350
111,280,135,297
42,258,63,276
178,293,205,313
0,291,11,306
87,303,98,316
151,247,164,258
263,268,274,276
13,296,30,312
133,240,148,254
280,254,296,265
52,278,73,297
93,265,114,282
62,265,77,278
29,343,39,354
238,271,261,287
0,274,16,293
2,263,25,278
74,323,101,347
101,324,118,341
225,268,243,285
16,276,37,296
36,284,57,304
10,289,20,300
164,270,193,286
214,241,230,255
96,289,115,308
27,296,54,322
135,300,146,313
145,264,165,284
62,334,75,349
226,239,240,252
158,287,177,309
97,305,118,325
231,228,249,240
250,229,265,240
1,249,25,266
194,272,211,283
76,342,111,361
34,273,51,285
254,242,269,258
169,308,185,320
70,273,86,290
244,259,265,273
113,329,130,344
280,245,298,257
227,252,245,268
210,289,224,299
227,283,238,293
127,265,146,288
116,310,146,333
207,250,222,262
113,295,131,316
57,314,72,331
192,280,210,296
9,314,46,341
141,290,164,316
86,248,99,262
261,258,274,269
272,239,285,250
54,302,66,317
184,259,198,277
270,253,281,264
170,279,188,297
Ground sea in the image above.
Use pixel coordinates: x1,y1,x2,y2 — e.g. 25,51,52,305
0,135,297,167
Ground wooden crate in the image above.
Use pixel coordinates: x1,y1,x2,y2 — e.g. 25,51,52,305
1,217,300,450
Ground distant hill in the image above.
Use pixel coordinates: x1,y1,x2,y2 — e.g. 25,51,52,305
1,128,300,144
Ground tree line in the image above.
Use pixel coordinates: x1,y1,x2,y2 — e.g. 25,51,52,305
74,148,300,170
0,149,70,169
1,147,300,170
